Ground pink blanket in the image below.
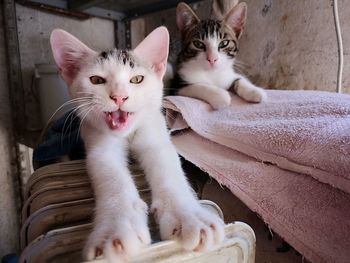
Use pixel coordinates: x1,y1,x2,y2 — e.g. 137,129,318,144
163,90,350,262
171,130,350,263
164,90,350,194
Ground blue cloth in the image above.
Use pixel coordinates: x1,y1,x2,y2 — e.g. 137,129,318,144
2,254,18,263
33,110,85,167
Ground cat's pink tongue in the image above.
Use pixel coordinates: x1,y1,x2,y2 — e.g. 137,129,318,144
106,110,129,130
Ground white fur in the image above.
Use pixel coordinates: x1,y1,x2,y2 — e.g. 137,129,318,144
50,27,224,262
178,37,266,109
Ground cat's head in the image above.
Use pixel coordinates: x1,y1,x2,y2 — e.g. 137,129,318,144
50,27,169,135
176,2,246,70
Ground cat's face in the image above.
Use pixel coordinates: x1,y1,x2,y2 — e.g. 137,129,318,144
50,27,169,136
176,2,246,71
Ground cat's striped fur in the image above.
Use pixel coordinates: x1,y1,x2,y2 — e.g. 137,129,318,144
172,1,267,109
179,19,239,63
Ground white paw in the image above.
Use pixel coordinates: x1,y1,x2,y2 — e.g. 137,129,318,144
208,89,231,110
83,199,151,262
152,200,225,252
236,85,267,103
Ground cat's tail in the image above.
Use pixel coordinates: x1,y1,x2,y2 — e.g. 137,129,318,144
211,0,239,20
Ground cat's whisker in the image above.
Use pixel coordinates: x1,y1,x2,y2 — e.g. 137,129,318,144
60,102,96,146
76,105,95,142
70,101,106,142
45,97,95,127
234,62,248,69
60,98,108,145
233,67,248,75
234,63,248,70
60,105,83,147
234,59,249,66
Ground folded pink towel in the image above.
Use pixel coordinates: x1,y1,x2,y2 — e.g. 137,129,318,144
164,90,350,194
172,130,350,263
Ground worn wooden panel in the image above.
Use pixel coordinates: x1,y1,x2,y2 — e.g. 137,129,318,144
0,0,21,257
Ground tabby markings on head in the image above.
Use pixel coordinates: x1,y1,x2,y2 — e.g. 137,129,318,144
180,19,239,63
98,49,135,68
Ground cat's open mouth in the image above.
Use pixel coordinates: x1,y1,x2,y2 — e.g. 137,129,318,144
104,110,133,130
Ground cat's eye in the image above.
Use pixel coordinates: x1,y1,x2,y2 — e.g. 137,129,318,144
130,75,144,84
219,40,230,49
90,76,106,85
193,40,205,50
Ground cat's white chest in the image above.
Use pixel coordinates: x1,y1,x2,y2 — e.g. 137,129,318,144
179,63,237,90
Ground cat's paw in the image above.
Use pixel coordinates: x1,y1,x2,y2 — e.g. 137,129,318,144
208,89,231,110
83,199,151,262
235,83,267,103
152,200,225,252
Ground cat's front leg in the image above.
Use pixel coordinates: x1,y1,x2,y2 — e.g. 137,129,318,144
82,132,151,262
132,116,225,252
232,76,267,103
179,84,231,110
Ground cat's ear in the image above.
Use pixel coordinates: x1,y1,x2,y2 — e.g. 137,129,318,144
224,2,247,39
211,0,239,20
176,2,200,33
50,29,96,85
133,26,169,78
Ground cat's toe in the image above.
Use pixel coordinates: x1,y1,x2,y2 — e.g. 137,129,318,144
84,223,151,262
244,88,267,103
156,203,225,252
252,89,267,102
182,221,215,251
209,90,231,110
83,235,105,261
182,208,224,251
83,200,151,261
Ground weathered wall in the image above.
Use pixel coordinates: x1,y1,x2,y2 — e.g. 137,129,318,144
237,0,349,94
0,3,20,258
16,4,115,136
132,0,349,94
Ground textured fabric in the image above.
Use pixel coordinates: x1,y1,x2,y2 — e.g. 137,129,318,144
164,90,350,194
33,110,85,168
172,130,350,263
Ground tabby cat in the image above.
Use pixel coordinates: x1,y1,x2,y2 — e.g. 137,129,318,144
50,27,224,262
174,2,267,109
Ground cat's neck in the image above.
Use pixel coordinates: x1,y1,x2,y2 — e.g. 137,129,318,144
178,60,238,90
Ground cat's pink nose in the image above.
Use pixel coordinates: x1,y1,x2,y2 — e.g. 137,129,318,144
111,95,128,107
207,56,218,65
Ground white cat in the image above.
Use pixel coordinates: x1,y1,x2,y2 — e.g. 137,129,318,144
50,27,224,262
174,2,267,109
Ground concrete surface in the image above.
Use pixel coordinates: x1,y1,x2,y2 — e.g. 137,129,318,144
237,0,350,94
